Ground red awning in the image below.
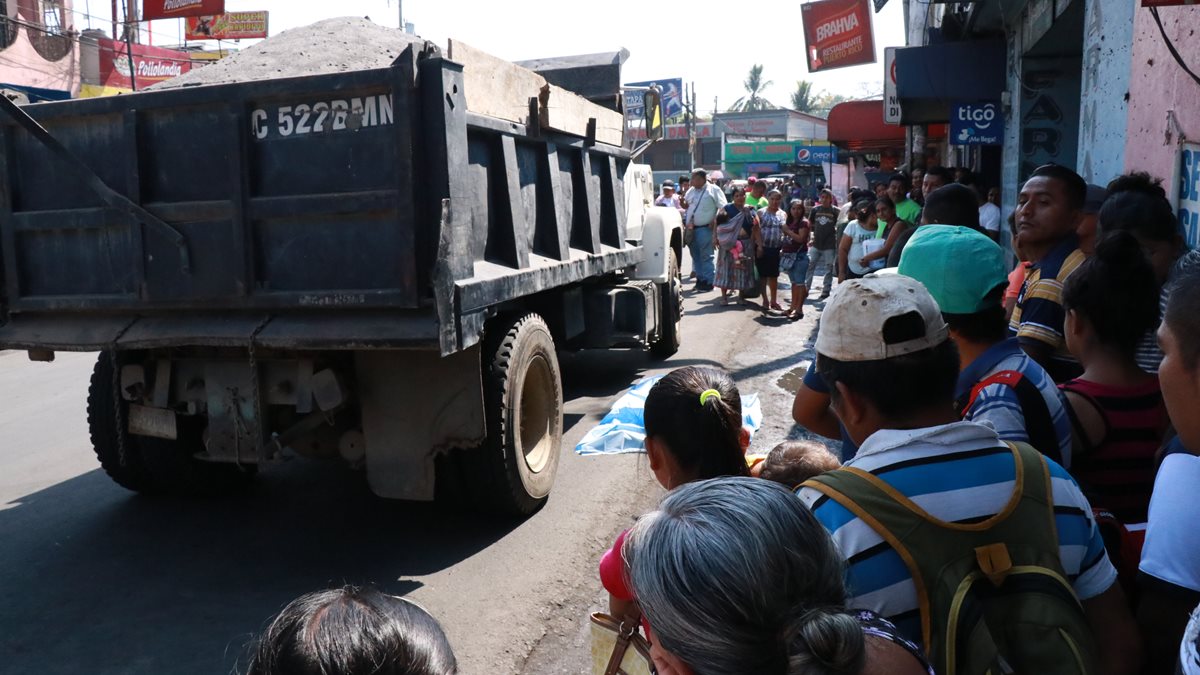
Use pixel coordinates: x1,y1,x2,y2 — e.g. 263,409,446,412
828,100,946,152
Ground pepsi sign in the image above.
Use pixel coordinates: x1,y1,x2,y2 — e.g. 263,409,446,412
950,101,1003,146
796,145,838,165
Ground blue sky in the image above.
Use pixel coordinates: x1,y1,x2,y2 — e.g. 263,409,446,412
73,0,906,111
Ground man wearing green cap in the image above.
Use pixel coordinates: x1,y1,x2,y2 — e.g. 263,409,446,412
898,225,1073,466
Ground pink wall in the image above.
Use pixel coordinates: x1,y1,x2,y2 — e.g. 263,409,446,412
1123,5,1200,182
0,1,80,96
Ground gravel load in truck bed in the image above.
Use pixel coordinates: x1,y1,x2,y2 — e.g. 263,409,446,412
150,17,426,90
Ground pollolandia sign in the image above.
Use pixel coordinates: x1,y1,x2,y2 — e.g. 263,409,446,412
796,145,838,165
98,38,192,90
143,0,225,21
950,101,1004,146
801,0,876,73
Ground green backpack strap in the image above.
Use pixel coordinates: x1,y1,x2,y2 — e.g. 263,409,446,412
802,441,1061,654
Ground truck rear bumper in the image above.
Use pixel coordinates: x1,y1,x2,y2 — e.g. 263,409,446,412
0,311,441,351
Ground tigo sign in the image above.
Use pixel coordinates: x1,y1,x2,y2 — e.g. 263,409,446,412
950,101,1003,146
796,145,838,165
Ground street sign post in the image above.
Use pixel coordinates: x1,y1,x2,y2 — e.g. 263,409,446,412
884,47,901,125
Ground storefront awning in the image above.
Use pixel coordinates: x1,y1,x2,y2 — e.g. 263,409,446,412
894,41,1006,125
828,100,946,152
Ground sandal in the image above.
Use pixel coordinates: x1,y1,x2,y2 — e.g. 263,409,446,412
770,302,783,312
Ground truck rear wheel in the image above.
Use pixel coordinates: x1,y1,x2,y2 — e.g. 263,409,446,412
478,313,563,516
87,353,155,493
87,353,255,496
650,247,683,358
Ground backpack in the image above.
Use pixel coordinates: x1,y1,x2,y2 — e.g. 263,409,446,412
958,370,1063,466
802,442,1098,675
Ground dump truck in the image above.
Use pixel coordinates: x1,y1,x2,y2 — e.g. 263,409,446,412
0,37,683,515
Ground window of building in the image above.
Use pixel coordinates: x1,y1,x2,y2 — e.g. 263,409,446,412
672,151,691,170
26,0,72,62
0,1,18,51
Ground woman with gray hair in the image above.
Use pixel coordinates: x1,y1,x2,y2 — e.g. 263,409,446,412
624,477,932,675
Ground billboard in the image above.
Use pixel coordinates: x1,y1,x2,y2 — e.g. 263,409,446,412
801,0,876,73
143,0,224,20
1179,143,1200,249
97,37,192,90
796,145,838,165
624,79,685,124
950,101,1004,145
186,12,269,40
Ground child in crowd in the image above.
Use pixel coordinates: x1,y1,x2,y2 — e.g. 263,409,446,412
1137,261,1200,674
1004,225,1030,321
754,440,840,488
599,366,750,625
247,586,457,675
1059,232,1168,524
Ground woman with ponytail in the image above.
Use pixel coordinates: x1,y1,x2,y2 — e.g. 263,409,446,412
624,477,932,675
1060,230,1170,523
599,367,750,628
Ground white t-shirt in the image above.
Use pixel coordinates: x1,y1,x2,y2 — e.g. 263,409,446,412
1139,452,1200,592
979,202,1002,233
843,220,882,276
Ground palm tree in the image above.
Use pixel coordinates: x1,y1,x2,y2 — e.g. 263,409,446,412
729,64,777,112
791,80,816,113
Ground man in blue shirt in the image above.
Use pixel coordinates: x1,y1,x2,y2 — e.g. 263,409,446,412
898,225,1073,466
795,274,1140,672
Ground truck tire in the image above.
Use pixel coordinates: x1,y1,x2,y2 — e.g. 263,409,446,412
87,352,255,496
87,353,155,493
650,248,683,358
478,313,563,516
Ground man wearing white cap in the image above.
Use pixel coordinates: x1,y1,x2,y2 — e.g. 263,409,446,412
795,274,1140,675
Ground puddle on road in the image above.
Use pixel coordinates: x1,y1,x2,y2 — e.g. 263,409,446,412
776,364,810,394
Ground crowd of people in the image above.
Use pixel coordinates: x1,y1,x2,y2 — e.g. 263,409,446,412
233,163,1200,674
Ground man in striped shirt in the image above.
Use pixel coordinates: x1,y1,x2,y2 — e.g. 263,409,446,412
898,225,1073,466
796,274,1141,673
1009,164,1089,383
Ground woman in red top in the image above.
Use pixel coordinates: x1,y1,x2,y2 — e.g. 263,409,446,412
1061,232,1169,523
599,366,749,627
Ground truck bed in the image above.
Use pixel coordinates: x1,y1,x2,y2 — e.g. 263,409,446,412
0,46,642,355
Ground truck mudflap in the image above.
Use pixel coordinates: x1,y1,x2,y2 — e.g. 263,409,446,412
0,311,441,351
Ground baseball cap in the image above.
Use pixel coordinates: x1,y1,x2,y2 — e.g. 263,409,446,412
1083,184,1107,214
897,225,1007,314
661,181,676,191
816,274,949,362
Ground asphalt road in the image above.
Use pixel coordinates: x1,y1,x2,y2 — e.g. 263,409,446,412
0,272,834,674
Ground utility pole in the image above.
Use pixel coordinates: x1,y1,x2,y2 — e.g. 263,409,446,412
111,0,118,41
124,0,138,91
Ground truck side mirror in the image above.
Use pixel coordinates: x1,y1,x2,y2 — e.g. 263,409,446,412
643,86,663,141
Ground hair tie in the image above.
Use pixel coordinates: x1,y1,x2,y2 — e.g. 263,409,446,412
699,389,722,405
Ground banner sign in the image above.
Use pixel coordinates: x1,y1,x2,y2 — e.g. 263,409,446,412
1179,143,1200,249
801,0,876,73
950,101,1003,145
186,12,268,40
796,145,839,165
624,79,685,124
97,37,192,90
142,0,225,21
627,122,713,142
